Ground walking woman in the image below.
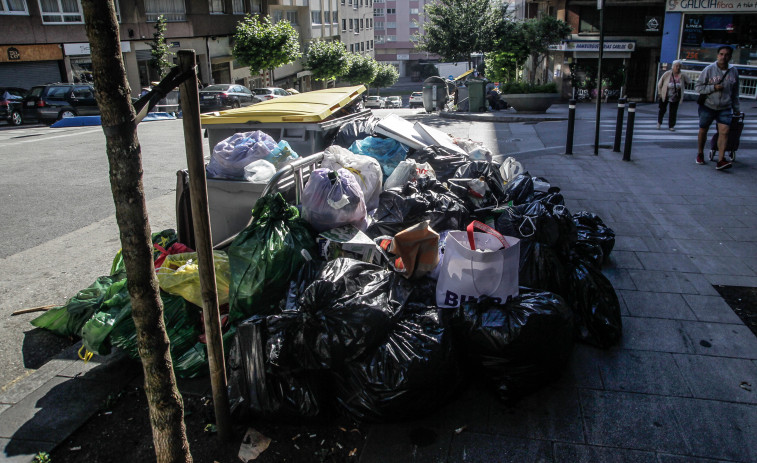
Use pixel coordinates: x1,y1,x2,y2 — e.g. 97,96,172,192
657,60,689,131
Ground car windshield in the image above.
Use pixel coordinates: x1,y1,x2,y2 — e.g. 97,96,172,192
253,89,271,94
367,96,380,100
203,85,229,91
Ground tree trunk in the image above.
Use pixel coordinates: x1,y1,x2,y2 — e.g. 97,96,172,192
80,2,192,462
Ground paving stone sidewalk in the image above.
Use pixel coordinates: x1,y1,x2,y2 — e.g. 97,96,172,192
1,107,756,462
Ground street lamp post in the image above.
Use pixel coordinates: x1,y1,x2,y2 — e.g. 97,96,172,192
593,0,605,155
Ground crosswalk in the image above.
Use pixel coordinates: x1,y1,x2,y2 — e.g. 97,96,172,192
600,118,757,143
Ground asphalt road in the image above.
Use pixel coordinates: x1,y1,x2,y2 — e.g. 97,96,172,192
2,103,750,392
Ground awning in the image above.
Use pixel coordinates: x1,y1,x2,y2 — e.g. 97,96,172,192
200,85,367,124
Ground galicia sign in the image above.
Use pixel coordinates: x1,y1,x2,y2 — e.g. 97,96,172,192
666,0,757,12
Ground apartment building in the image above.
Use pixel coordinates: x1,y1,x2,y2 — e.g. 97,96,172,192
372,0,429,76
337,0,374,57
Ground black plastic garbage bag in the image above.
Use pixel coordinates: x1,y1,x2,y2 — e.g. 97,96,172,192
448,161,508,213
228,314,328,419
567,258,622,349
406,145,469,182
454,291,574,401
333,306,463,422
503,173,534,205
332,115,379,148
573,211,616,262
495,201,561,247
228,193,317,323
572,240,604,268
268,258,406,372
519,241,569,296
367,176,469,238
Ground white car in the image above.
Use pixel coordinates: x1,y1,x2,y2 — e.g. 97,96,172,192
385,96,402,108
252,87,290,103
364,96,385,109
409,91,423,108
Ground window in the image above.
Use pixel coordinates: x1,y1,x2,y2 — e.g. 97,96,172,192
311,10,321,24
38,0,82,24
1,0,28,15
342,18,346,30
386,8,395,14
73,86,93,99
341,0,344,3
350,44,354,52
375,35,385,44
332,10,338,23
370,39,373,49
360,41,365,51
349,18,353,30
209,0,224,13
369,18,372,28
386,34,396,42
360,18,364,29
373,8,383,15
386,21,395,28
145,0,186,21
286,10,297,24
410,8,418,14
273,9,283,22
232,0,244,14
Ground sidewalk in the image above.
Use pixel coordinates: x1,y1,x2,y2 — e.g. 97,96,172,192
2,105,756,462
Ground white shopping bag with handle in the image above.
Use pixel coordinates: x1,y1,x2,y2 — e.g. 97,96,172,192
436,221,520,308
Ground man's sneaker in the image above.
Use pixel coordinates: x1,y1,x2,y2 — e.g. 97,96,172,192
716,159,733,170
669,127,675,132
696,153,705,165
657,123,661,129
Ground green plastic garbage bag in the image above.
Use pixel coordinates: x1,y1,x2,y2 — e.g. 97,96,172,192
107,291,203,377
172,327,237,379
110,228,180,276
31,274,125,338
228,193,316,323
79,278,130,355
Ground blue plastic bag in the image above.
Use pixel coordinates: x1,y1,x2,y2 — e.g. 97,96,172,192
348,136,408,180
207,130,277,179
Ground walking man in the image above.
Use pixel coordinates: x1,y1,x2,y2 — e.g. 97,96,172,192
695,45,740,170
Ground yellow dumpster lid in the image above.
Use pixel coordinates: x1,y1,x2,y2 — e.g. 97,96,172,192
200,85,366,124
454,69,475,81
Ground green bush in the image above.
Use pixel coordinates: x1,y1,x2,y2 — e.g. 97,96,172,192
499,82,558,94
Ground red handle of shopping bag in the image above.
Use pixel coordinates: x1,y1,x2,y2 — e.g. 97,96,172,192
466,221,510,251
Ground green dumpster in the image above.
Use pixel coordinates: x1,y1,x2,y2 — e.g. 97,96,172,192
467,79,486,113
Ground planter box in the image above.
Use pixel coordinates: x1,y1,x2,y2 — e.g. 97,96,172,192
502,93,560,113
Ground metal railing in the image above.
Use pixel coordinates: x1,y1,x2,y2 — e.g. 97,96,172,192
682,70,757,99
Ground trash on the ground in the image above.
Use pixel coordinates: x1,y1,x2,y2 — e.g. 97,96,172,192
384,159,436,191
415,123,467,157
302,168,367,233
238,428,271,462
317,225,383,265
349,448,357,457
348,136,408,179
454,426,467,434
321,145,383,210
740,381,752,391
374,113,427,150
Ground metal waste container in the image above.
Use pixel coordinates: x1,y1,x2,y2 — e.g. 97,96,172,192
422,76,450,113
467,79,487,113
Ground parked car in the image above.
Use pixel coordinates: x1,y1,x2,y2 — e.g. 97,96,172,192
252,87,291,103
199,84,255,112
0,87,26,126
409,91,424,109
385,96,402,108
22,83,99,124
364,96,385,109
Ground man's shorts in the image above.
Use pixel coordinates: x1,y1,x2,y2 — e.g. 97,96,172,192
699,105,733,129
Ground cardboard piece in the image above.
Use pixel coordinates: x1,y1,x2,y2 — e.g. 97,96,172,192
414,122,468,156
374,114,428,150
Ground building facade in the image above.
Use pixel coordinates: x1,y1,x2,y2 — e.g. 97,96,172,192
373,0,430,77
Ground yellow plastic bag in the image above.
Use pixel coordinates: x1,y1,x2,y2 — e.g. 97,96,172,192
157,251,230,307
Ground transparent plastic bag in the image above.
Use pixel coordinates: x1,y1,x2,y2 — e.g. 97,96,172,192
383,159,436,191
206,130,277,179
322,145,383,211
156,251,231,307
302,168,367,233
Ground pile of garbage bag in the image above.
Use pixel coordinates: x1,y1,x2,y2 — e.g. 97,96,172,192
33,112,621,423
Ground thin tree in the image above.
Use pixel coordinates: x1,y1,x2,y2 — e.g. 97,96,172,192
371,63,399,96
305,39,350,88
415,0,501,69
80,1,192,462
521,16,572,84
233,15,301,85
150,15,174,79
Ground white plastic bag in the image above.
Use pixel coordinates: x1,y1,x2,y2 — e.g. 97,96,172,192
322,145,383,211
499,156,524,183
453,138,493,162
383,159,436,191
243,159,276,183
436,221,520,308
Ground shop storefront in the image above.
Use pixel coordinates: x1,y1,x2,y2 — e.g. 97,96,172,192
0,44,64,88
552,41,637,100
63,42,132,84
661,2,757,80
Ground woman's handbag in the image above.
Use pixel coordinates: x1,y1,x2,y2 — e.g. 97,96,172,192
436,221,520,308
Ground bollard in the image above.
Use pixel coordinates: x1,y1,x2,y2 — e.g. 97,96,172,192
623,102,636,161
565,99,576,155
613,97,626,153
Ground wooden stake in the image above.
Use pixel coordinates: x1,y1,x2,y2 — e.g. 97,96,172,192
178,49,231,441
11,305,57,316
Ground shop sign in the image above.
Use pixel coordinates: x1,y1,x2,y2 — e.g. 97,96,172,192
397,54,410,60
549,41,636,52
7,47,20,60
682,16,704,46
645,16,661,32
666,0,757,12
0,44,63,63
64,41,132,55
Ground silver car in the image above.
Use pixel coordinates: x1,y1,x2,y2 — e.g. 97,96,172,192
364,96,385,109
252,87,291,103
385,96,402,108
